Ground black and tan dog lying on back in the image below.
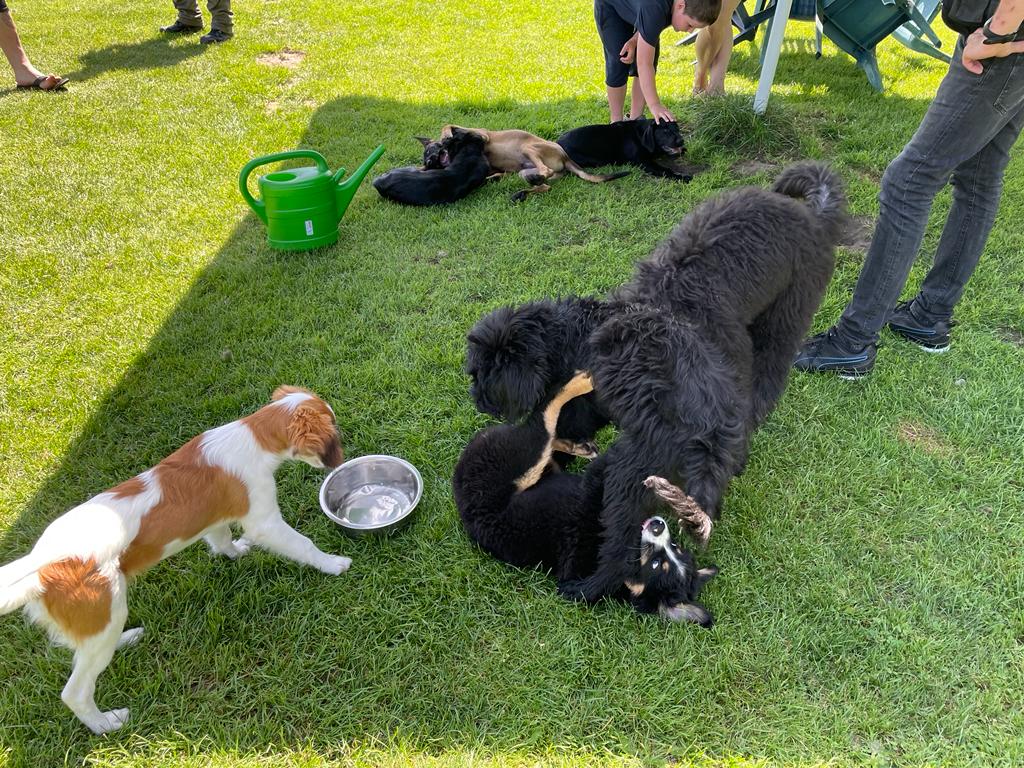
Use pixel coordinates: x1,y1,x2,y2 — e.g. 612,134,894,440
453,371,718,625
424,125,629,202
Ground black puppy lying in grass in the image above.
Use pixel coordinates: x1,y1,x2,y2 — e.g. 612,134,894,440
557,119,695,180
372,128,491,206
453,371,718,625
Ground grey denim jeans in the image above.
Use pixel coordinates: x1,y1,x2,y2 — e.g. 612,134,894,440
174,0,232,34
837,38,1024,346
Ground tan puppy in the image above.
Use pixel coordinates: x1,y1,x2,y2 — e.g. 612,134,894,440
0,386,349,734
440,125,629,200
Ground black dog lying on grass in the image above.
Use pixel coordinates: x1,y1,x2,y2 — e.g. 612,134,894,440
465,163,848,604
453,371,718,625
372,128,491,206
557,119,695,180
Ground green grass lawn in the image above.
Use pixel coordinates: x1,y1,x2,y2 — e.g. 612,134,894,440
2,0,1023,765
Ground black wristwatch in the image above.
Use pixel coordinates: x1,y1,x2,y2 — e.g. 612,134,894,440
981,18,1022,45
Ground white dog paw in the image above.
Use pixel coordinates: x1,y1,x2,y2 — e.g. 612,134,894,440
229,537,253,559
88,707,130,734
321,555,352,575
117,627,144,649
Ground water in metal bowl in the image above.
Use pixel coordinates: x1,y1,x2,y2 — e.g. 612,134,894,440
319,455,423,535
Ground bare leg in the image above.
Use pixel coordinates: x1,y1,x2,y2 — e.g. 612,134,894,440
629,78,647,120
693,0,740,95
0,9,64,89
607,84,627,122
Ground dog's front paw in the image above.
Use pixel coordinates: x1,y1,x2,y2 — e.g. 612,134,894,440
510,190,529,203
86,707,130,734
320,555,352,575
556,579,588,602
229,537,253,559
117,627,144,649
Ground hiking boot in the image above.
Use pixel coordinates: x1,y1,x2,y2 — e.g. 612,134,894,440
200,28,233,44
160,20,203,34
793,327,878,380
887,299,953,353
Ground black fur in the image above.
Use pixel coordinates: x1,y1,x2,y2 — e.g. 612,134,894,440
453,400,717,623
556,119,691,180
465,162,848,603
372,129,491,206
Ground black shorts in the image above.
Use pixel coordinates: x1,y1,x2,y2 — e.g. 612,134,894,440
0,0,9,14
594,0,659,88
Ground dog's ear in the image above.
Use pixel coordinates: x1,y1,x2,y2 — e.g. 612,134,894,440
624,579,646,597
272,384,314,401
287,403,344,467
414,136,433,147
466,304,554,421
660,601,713,628
637,119,657,152
693,565,719,595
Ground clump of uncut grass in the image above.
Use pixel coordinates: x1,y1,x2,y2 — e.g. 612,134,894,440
689,93,802,159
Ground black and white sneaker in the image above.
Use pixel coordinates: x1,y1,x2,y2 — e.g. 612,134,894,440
793,327,878,380
887,299,953,353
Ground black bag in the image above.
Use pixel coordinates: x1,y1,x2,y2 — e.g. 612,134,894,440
941,0,998,36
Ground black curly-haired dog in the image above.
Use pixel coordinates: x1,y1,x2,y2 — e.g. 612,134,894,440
465,162,848,603
556,119,693,180
372,128,491,206
453,371,718,624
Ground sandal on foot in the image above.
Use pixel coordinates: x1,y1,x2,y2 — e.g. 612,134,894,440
16,75,69,91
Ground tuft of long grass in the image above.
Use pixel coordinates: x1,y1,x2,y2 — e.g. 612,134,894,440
688,93,802,160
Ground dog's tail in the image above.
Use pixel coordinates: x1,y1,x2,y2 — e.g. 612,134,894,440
564,159,630,184
0,553,44,615
771,161,849,244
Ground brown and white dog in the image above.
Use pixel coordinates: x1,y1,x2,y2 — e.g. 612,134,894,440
0,386,349,734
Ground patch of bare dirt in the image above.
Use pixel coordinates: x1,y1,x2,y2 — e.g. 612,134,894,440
256,48,306,68
998,326,1024,347
839,215,875,252
897,421,948,456
731,159,779,177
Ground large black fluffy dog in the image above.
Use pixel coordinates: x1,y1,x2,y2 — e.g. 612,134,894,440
453,372,718,624
465,162,847,603
556,119,691,180
372,128,491,206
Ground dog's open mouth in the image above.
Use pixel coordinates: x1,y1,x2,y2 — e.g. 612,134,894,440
664,147,683,156
642,516,666,536
439,149,450,167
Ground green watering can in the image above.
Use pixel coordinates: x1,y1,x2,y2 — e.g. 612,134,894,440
239,145,385,251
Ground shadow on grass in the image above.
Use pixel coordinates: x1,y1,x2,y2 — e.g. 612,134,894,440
725,34,944,103
0,90,949,766
63,35,209,83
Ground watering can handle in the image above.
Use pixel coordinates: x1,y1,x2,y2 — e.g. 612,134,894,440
238,150,330,224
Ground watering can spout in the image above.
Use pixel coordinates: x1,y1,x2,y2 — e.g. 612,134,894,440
336,144,385,214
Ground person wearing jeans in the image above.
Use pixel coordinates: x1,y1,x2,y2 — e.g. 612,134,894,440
794,0,1024,379
160,0,233,44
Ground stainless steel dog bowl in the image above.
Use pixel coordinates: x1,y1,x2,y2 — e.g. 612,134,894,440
319,455,423,536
